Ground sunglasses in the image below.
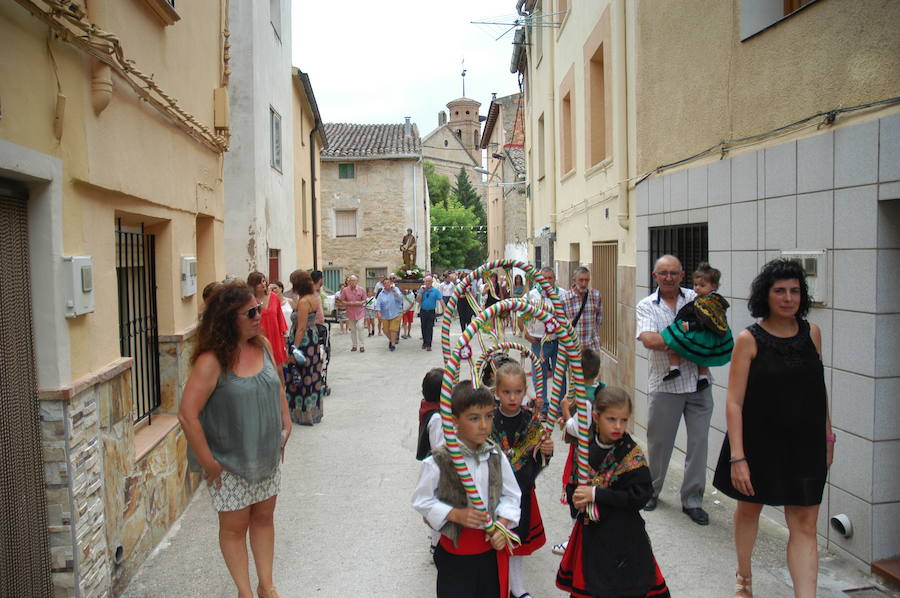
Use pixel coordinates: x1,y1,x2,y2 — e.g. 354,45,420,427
243,305,262,318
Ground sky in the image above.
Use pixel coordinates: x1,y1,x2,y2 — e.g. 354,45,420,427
291,0,524,137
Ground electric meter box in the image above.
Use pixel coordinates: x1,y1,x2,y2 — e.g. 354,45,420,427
780,250,829,306
63,255,95,318
181,256,198,297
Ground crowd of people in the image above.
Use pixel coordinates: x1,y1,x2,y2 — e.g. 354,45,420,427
174,256,832,598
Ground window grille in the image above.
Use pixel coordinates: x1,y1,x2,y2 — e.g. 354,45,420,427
338,163,355,179
648,223,708,290
323,268,342,294
335,210,357,237
270,107,282,172
116,220,161,424
592,242,617,356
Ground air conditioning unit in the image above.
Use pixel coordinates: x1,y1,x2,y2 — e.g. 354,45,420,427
780,250,828,306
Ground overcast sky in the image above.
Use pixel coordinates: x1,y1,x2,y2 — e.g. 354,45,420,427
291,0,523,136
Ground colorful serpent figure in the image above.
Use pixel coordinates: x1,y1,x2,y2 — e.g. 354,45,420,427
438,260,590,535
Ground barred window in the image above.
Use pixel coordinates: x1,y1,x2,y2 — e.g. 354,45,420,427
648,223,708,290
592,242,617,356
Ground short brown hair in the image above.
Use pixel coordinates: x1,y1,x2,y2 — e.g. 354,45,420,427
693,262,721,286
581,348,602,382
451,380,494,416
289,269,314,296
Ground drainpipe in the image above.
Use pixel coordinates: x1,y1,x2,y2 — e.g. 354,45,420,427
615,0,630,231
310,124,319,270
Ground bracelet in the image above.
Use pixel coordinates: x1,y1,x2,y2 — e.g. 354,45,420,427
729,457,747,464
825,433,836,443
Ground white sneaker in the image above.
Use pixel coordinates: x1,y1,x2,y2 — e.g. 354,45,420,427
552,541,567,555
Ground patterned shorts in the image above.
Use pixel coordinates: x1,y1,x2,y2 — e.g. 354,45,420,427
207,465,281,512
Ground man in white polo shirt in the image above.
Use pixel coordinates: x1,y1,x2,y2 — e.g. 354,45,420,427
636,254,713,526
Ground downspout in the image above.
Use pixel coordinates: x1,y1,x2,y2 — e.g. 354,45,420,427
615,0,630,230
310,124,319,269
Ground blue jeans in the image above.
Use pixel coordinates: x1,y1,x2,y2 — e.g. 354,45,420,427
530,338,559,417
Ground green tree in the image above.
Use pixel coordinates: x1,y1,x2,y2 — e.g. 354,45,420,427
451,168,487,266
430,196,483,270
424,161,451,208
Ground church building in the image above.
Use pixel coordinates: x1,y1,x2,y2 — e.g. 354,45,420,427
421,97,487,210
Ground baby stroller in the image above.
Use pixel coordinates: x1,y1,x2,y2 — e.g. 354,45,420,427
316,322,332,396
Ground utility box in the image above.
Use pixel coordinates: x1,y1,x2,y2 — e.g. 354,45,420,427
181,256,198,298
780,250,829,306
63,255,95,318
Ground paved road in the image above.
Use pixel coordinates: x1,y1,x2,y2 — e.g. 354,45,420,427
122,323,896,598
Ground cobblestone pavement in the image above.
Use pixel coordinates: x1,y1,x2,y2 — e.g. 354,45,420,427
122,323,897,598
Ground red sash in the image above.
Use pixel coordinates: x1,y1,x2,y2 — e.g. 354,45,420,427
440,527,509,598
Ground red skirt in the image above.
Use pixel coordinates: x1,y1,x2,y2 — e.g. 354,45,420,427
439,528,509,598
513,488,546,556
556,521,670,598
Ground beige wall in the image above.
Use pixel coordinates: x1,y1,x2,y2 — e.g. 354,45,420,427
320,158,428,285
636,0,900,174
0,1,226,380
291,79,322,270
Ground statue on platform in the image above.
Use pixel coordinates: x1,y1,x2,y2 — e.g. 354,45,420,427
400,228,417,267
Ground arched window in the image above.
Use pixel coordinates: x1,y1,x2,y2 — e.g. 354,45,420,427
444,140,448,147
456,129,462,139
474,131,479,147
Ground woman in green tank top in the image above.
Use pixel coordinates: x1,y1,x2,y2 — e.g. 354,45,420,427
179,281,291,598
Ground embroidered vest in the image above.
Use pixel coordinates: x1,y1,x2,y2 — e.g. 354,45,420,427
431,445,502,546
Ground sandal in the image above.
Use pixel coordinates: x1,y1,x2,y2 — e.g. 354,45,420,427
359,346,365,352
551,541,567,555
734,572,752,597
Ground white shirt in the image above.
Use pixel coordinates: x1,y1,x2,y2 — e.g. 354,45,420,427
439,281,454,298
412,448,521,532
636,287,701,393
527,286,565,339
426,412,445,453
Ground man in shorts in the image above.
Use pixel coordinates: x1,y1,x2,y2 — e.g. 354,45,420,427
375,276,404,351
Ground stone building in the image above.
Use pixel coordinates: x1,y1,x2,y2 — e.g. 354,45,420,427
318,121,429,291
421,96,487,210
480,92,528,263
0,0,229,595
630,0,900,574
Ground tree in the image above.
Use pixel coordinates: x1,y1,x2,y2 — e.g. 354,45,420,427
452,167,485,222
424,161,451,208
430,196,483,271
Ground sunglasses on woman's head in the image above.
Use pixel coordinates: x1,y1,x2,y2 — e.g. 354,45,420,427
243,305,262,318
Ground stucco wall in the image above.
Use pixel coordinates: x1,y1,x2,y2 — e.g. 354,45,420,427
224,0,296,280
291,78,322,270
635,0,900,174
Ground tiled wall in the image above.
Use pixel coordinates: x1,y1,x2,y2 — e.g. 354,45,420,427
633,112,900,568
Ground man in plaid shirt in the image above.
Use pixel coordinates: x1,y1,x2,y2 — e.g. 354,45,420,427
563,267,603,351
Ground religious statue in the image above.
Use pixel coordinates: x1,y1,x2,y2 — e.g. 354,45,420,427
400,228,417,267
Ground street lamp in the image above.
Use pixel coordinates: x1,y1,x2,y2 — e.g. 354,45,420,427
475,166,526,186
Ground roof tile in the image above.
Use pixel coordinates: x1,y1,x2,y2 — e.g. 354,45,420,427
321,123,422,158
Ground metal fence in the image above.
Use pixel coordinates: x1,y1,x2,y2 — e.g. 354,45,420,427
116,220,161,424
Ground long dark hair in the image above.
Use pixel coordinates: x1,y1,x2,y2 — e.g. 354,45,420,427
192,281,265,370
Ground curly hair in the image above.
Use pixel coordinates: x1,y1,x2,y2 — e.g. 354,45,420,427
192,281,265,370
747,258,810,319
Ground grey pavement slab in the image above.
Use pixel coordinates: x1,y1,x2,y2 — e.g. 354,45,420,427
121,325,897,598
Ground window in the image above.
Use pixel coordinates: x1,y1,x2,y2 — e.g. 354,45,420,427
366,267,387,292
474,131,479,148
456,129,462,139
570,242,580,264
648,224,708,290
270,0,282,41
444,140,449,147
270,107,282,172
537,113,545,179
335,210,357,237
323,268,342,294
560,91,573,174
588,43,607,166
741,0,818,40
338,163,355,179
535,246,542,269
592,242,617,356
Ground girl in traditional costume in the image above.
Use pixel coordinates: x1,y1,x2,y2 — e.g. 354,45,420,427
492,362,554,598
557,386,670,598
661,262,734,391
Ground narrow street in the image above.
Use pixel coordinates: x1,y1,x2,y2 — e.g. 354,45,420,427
121,326,894,598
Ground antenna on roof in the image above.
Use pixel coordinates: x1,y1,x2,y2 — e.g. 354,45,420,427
461,57,467,97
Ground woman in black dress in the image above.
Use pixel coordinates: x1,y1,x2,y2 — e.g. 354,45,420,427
712,259,834,598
